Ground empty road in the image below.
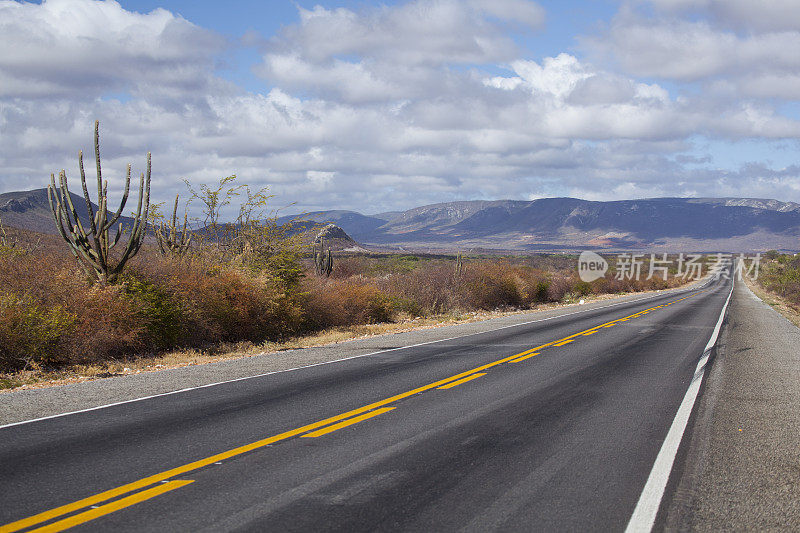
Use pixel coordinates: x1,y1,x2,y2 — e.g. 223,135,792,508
0,274,731,532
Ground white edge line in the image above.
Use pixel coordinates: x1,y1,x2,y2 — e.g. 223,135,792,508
624,275,734,533
0,278,710,431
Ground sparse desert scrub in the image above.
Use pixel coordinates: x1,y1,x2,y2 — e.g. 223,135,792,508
758,252,800,308
0,231,688,377
300,276,394,328
124,254,304,346
374,262,459,315
0,244,145,371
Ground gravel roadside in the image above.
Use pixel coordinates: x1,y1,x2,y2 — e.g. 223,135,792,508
664,278,800,531
0,287,687,427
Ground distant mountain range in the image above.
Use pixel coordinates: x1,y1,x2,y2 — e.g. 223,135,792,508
4,188,799,252
279,197,800,252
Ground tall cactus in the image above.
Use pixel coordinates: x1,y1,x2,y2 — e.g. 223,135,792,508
155,193,191,256
47,120,151,284
455,251,464,278
313,237,334,277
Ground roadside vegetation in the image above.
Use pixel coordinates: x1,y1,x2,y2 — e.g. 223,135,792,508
0,121,687,387
759,250,800,306
0,220,684,383
753,251,800,321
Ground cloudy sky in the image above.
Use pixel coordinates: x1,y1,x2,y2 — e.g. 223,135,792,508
1,0,800,216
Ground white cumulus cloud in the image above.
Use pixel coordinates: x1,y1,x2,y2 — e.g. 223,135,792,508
1,0,800,216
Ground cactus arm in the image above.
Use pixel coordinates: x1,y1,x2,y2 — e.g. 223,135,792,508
171,194,179,241
115,159,150,273
312,236,334,277
94,120,104,228
107,163,131,230
129,178,149,261
156,225,168,254
58,185,82,251
78,150,97,237
57,171,101,266
138,156,151,241
59,183,104,270
81,148,106,261
99,180,110,254
57,171,83,237
182,212,191,249
115,177,145,270
170,210,186,246
53,185,102,272
165,193,178,245
124,170,146,248
154,192,191,256
48,188,93,278
48,184,91,276
71,232,102,270
48,175,72,245
112,225,123,247
92,121,109,283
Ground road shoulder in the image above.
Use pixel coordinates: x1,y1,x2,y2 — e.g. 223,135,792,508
663,278,800,530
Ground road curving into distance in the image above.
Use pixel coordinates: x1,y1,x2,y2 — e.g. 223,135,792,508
0,273,732,532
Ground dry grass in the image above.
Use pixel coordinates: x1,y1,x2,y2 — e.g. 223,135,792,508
747,253,800,327
746,275,800,328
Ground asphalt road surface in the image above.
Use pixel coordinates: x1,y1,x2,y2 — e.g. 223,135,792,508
0,274,731,532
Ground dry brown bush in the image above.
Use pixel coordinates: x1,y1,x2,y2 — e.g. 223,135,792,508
300,276,394,328
459,261,524,310
126,253,304,345
0,248,144,370
375,263,458,316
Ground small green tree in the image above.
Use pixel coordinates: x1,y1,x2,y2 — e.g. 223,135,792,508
231,184,274,254
184,175,304,285
184,174,241,250
234,186,304,286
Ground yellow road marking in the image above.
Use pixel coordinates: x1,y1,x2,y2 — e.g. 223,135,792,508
509,352,539,363
552,339,574,346
28,480,194,533
302,408,395,438
1,290,705,532
437,373,486,389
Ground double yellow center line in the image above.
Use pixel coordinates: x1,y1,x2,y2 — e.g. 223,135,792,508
1,291,699,533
